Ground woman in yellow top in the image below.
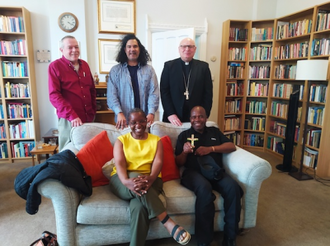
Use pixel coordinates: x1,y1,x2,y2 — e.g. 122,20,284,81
110,108,191,246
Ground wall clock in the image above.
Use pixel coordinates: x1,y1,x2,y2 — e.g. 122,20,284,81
58,12,79,33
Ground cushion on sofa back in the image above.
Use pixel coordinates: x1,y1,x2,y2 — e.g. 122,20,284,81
70,123,130,150
150,121,219,150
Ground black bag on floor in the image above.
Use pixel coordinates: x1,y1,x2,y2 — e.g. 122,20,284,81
30,231,58,246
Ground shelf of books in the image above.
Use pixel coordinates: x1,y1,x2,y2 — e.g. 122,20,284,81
219,20,250,146
0,7,39,162
95,82,115,124
219,3,330,178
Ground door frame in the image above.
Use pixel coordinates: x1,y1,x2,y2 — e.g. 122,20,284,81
145,15,208,62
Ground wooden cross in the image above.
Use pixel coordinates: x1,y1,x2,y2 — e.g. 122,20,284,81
187,134,198,147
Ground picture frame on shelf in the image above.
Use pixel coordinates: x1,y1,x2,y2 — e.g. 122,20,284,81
97,0,135,34
98,39,120,74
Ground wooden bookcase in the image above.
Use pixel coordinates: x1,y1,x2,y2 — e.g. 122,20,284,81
0,6,40,162
95,82,115,124
219,2,330,178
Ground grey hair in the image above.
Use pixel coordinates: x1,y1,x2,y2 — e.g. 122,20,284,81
60,35,76,48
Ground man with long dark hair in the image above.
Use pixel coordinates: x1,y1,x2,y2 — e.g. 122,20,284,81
107,34,159,129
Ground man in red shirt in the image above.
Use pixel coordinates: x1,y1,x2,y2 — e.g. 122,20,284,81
48,36,96,150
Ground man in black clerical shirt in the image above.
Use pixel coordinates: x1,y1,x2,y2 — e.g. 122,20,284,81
160,38,213,125
175,106,243,246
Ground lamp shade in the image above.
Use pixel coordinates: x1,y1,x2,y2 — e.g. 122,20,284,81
296,60,328,81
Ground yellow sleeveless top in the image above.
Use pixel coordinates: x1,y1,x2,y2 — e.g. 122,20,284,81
111,133,161,176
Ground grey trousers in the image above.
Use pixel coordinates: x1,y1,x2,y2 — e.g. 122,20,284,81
58,118,72,151
109,172,165,246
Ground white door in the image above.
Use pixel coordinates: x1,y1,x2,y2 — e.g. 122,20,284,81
151,28,195,121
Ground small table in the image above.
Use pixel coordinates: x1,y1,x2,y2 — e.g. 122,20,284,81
30,145,58,166
43,128,59,145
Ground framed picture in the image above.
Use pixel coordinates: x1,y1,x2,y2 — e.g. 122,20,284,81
98,39,120,74
98,0,135,34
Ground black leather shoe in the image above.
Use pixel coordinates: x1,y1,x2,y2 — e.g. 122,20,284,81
222,235,237,246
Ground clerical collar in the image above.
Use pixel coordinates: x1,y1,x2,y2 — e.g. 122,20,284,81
185,62,189,65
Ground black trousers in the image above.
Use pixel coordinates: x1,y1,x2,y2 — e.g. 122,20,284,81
181,168,243,244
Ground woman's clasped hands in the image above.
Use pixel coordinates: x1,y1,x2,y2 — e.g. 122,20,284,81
132,175,150,196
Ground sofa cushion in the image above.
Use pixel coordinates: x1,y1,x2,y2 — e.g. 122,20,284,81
160,136,180,182
150,121,218,150
76,131,113,187
70,123,130,150
77,185,167,225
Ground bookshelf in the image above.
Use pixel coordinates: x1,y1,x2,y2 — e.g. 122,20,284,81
95,82,115,124
219,2,330,178
0,7,40,162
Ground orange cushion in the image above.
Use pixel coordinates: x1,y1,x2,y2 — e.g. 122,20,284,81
76,131,113,187
160,135,180,182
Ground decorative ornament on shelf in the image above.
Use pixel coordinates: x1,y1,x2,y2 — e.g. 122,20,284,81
58,12,79,33
94,72,99,85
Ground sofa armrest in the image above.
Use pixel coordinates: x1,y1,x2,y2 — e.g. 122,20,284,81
61,142,79,154
222,147,272,228
38,179,80,246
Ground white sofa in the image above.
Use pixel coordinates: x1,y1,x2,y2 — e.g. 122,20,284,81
38,121,272,246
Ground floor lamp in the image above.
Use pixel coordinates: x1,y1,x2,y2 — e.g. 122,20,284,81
289,60,329,181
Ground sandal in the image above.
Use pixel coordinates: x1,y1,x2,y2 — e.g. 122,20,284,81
171,224,191,245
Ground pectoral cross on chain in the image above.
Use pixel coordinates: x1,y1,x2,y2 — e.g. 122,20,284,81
187,134,198,147
184,90,189,100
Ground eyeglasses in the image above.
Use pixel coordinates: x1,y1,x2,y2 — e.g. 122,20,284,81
129,120,147,126
180,45,196,50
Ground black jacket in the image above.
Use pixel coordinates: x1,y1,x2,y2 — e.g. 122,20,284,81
160,58,213,122
14,150,92,215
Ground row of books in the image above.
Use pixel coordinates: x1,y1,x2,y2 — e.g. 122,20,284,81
0,123,6,139
244,117,266,131
227,62,244,79
303,147,318,169
2,61,28,77
0,143,8,158
226,81,244,96
248,81,269,96
306,128,321,149
0,105,4,119
11,141,35,158
269,120,300,141
228,47,247,61
310,38,330,56
0,39,26,55
0,15,25,33
271,101,288,118
246,100,267,114
307,106,324,126
229,28,248,41
224,116,240,130
249,44,272,61
274,41,309,60
224,131,241,145
309,84,327,103
248,65,270,79
272,83,303,99
225,99,242,114
274,64,296,79
251,27,274,41
267,136,284,154
9,120,35,139
276,19,312,40
4,82,30,98
7,103,32,119
243,133,264,147
315,10,330,32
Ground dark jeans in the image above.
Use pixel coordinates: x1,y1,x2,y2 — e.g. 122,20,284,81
181,168,243,244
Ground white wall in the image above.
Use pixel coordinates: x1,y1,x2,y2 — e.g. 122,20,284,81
2,0,325,137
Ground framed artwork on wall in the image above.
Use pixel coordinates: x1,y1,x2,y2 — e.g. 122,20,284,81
98,0,135,34
98,39,120,74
